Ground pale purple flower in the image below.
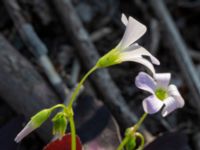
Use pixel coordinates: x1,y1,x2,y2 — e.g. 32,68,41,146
135,72,185,117
15,122,35,143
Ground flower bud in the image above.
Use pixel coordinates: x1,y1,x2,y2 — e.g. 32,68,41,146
14,108,52,143
31,108,52,128
52,112,67,139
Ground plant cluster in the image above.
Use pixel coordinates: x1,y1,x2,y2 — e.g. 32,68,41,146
15,13,184,150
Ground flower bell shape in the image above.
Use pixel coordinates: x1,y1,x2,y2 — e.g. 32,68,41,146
15,108,52,143
96,14,160,75
52,112,68,140
135,72,185,117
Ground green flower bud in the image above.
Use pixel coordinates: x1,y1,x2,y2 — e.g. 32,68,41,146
15,108,52,143
31,108,52,128
52,112,67,139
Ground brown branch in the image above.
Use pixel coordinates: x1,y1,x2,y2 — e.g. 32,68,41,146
0,34,58,142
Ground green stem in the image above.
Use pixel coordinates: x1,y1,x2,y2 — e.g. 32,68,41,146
116,113,148,150
69,117,76,150
117,136,130,150
132,113,148,133
68,65,98,108
50,104,67,111
135,132,145,150
66,66,97,150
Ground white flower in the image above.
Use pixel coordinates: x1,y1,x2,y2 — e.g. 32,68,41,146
96,14,160,75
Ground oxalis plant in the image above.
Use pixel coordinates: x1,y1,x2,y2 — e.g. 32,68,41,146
14,13,185,150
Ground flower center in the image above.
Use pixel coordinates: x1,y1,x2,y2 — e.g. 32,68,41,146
155,88,168,101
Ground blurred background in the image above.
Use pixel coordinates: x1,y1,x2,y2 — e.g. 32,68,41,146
0,0,199,149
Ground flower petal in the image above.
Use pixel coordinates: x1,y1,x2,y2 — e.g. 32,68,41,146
121,13,128,26
135,72,156,93
142,95,163,114
154,73,171,89
121,55,156,75
168,84,185,108
123,44,160,65
15,122,35,143
162,96,179,117
118,16,147,49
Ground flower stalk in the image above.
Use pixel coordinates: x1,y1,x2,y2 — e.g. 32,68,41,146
69,117,76,150
135,132,145,150
117,113,147,150
50,104,67,111
68,65,98,108
117,136,130,150
65,65,98,150
132,113,148,133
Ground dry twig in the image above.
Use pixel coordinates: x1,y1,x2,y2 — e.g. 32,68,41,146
189,49,200,62
0,34,58,142
3,0,69,101
149,19,160,54
150,0,200,116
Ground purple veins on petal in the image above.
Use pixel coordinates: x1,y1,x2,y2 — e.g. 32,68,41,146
135,72,156,94
142,95,163,114
162,97,178,117
154,73,171,89
135,71,185,116
168,84,185,108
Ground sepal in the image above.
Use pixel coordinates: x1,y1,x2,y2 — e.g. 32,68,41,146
52,112,67,139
